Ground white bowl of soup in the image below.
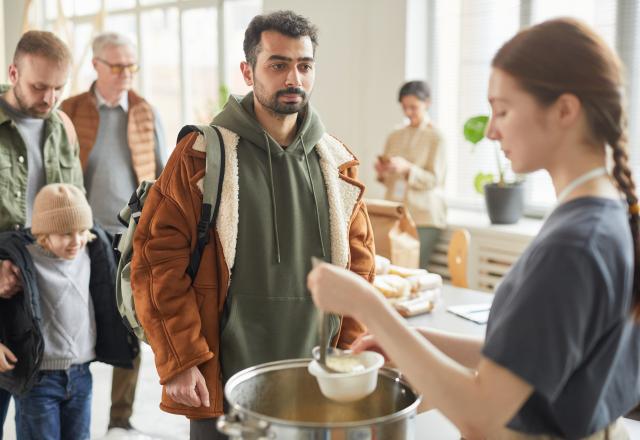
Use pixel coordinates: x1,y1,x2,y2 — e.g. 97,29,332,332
308,348,385,402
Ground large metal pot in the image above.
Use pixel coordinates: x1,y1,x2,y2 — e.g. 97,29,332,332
217,358,421,439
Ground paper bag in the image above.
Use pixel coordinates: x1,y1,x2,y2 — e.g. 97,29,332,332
364,198,420,268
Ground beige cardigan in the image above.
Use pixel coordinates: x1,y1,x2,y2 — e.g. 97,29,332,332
381,122,446,228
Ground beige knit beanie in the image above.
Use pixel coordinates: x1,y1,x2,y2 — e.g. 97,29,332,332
31,184,93,235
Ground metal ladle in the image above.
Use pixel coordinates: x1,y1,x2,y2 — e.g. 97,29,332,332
311,256,340,374
316,315,340,374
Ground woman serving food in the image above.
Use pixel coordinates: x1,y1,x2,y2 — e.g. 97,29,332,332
310,18,640,439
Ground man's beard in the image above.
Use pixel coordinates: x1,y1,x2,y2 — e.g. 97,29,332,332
14,82,53,118
254,79,309,116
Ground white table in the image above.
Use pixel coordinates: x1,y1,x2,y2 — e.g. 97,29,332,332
403,284,492,437
407,284,492,336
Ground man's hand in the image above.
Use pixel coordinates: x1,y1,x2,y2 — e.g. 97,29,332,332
0,343,17,372
165,366,210,408
0,260,21,299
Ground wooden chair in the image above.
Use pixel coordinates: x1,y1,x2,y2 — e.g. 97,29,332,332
447,229,470,288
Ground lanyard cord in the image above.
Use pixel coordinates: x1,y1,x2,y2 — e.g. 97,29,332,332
555,167,608,204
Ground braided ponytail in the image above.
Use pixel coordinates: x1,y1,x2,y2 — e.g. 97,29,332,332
493,18,639,318
609,127,640,318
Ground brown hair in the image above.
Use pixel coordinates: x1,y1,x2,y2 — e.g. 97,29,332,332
244,10,318,68
13,30,72,67
492,18,640,318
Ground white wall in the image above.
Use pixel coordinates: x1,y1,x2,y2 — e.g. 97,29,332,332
0,0,5,81
263,0,409,197
3,0,24,80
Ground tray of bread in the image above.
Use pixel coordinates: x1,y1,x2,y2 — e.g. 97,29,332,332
374,255,442,317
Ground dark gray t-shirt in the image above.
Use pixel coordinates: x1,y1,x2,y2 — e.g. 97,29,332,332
483,197,640,439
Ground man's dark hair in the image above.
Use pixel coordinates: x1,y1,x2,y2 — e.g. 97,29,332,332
243,10,319,67
398,80,431,102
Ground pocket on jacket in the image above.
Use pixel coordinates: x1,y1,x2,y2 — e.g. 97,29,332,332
194,288,214,312
58,151,76,182
60,154,76,177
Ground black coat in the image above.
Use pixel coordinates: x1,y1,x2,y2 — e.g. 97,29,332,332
0,226,138,396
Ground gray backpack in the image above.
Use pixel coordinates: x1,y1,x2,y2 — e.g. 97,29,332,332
113,125,225,343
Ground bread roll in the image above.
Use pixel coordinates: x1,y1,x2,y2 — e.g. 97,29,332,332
373,274,411,299
375,255,391,275
407,272,443,292
388,265,428,278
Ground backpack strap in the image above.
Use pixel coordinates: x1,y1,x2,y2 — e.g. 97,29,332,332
186,125,225,279
57,109,78,146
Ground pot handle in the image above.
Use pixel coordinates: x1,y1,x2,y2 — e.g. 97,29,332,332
217,412,271,440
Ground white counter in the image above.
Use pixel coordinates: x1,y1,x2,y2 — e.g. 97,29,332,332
407,284,490,437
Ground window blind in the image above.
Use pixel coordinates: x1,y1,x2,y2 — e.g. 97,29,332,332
420,0,630,214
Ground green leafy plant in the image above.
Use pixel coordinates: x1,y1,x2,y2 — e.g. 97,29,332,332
195,84,231,123
463,115,510,194
218,83,230,112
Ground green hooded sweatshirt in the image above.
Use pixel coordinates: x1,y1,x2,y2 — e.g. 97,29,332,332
213,93,338,379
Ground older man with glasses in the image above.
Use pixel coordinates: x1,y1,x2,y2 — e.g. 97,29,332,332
61,32,166,437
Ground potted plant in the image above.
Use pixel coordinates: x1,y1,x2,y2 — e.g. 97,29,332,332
463,115,524,224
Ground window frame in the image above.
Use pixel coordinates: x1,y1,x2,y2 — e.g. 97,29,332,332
39,0,254,130
422,0,637,219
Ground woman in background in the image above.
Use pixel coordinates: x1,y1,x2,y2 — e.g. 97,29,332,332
375,80,446,268
312,18,638,439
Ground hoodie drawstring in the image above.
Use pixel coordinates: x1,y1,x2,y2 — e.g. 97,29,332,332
264,132,281,263
301,137,327,259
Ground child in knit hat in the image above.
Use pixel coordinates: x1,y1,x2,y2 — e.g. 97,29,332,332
31,182,96,259
0,183,136,440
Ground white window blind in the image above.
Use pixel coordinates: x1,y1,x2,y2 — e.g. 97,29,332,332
224,0,261,97
428,0,521,210
421,0,633,215
525,0,618,212
619,1,640,186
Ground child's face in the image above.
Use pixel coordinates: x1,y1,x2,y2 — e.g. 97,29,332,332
43,230,90,260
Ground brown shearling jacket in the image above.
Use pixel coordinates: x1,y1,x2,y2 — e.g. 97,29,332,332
131,126,376,418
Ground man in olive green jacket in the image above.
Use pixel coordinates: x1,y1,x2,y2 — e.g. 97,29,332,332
0,84,82,232
0,30,82,283
0,31,82,435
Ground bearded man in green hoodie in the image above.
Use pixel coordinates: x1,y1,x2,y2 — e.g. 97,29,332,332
131,10,376,439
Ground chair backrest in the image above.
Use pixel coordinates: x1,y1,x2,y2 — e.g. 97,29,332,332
447,229,470,288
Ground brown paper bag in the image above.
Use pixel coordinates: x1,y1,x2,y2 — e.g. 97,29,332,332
364,198,420,268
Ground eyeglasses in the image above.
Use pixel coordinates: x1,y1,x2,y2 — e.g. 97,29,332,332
96,58,139,75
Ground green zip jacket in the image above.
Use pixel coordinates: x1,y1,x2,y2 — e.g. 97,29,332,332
0,85,84,231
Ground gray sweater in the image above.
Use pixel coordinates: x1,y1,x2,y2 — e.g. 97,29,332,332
84,98,166,234
27,244,96,370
